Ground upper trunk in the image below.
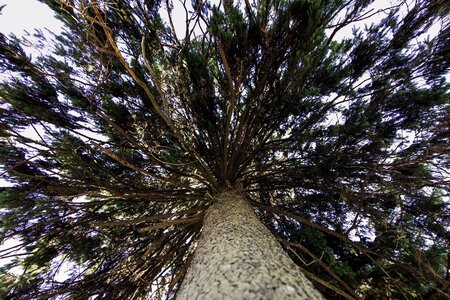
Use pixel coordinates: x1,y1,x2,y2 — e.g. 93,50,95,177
176,190,324,299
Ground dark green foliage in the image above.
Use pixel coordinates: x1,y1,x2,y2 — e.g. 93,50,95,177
0,0,449,299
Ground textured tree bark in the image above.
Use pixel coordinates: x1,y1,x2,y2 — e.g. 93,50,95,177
176,190,324,299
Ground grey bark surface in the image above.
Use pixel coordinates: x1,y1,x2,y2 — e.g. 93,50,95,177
176,190,324,299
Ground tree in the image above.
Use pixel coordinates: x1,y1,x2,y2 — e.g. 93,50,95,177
0,0,449,298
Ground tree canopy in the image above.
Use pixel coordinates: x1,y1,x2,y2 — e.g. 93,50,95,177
0,0,449,298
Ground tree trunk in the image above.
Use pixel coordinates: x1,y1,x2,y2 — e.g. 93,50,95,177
176,190,324,299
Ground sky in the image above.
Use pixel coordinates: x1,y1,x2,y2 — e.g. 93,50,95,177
0,0,63,36
0,0,64,273
0,0,448,282
0,0,389,270
1,0,445,47
0,0,189,42
0,2,447,203
0,0,447,216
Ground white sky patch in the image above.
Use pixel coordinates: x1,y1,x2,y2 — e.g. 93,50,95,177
0,0,63,36
0,0,65,69
159,0,222,41
51,254,79,282
71,195,89,203
346,212,376,243
0,238,24,275
0,178,14,187
325,0,394,42
328,0,446,46
160,0,189,40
